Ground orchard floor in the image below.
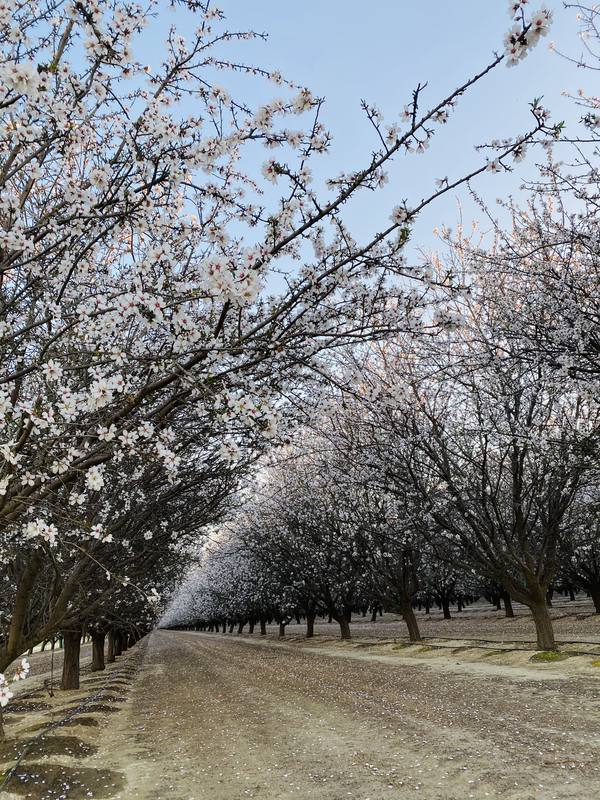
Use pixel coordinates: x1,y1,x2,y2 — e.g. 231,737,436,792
5,628,600,800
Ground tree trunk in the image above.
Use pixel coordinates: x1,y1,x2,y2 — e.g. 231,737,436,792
306,612,315,638
221,621,226,633
114,632,123,657
107,630,116,663
91,631,106,672
278,621,286,638
370,607,377,623
60,628,82,690
590,586,600,614
260,619,267,635
530,603,557,651
501,591,515,618
335,615,351,640
237,621,245,634
248,621,255,634
442,598,451,620
401,603,422,642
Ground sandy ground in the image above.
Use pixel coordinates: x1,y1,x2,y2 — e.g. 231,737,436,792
6,642,94,680
0,644,141,800
3,628,600,800
97,631,600,799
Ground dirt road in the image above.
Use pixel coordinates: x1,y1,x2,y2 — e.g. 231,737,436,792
94,630,600,800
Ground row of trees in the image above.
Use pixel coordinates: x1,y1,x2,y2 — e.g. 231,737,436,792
164,67,600,648
163,4,600,652
164,269,600,649
0,0,581,736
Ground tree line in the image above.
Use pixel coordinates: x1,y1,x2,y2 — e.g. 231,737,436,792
0,0,588,739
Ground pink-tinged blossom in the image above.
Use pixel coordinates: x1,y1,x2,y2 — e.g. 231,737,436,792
86,466,105,492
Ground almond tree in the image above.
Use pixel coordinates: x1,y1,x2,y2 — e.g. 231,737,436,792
347,303,600,651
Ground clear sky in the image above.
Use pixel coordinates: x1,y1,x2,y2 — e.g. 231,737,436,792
151,1,585,261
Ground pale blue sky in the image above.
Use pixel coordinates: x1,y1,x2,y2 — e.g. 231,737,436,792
151,1,584,260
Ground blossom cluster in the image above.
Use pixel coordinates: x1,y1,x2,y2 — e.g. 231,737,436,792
0,658,30,707
505,4,553,66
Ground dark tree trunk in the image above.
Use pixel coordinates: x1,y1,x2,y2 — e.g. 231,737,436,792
248,621,255,634
107,630,116,663
569,587,576,602
60,628,82,690
530,603,557,650
260,619,267,635
114,632,123,657
401,603,422,642
590,587,600,614
306,612,316,638
334,614,351,640
442,598,451,620
91,631,106,672
237,621,245,634
501,591,515,618
370,607,377,623
278,621,286,638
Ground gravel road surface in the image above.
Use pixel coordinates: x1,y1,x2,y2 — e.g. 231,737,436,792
95,630,600,800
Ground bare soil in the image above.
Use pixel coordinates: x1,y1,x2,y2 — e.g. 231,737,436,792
0,645,141,800
3,623,600,800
